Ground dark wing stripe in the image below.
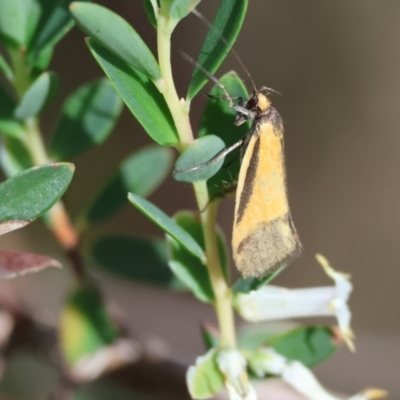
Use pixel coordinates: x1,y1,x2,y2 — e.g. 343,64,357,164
236,135,260,224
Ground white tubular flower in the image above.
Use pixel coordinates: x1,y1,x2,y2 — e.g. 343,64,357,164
246,348,387,400
186,348,256,400
246,347,286,377
235,254,354,350
283,361,387,400
216,349,257,400
348,388,388,400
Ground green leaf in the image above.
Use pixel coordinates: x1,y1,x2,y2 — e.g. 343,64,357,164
0,0,29,48
0,137,33,177
70,2,161,81
232,264,287,294
143,0,157,28
0,83,24,138
27,0,86,63
187,0,248,99
200,322,220,350
90,235,173,286
160,0,201,22
268,326,337,368
51,78,123,160
14,71,58,120
0,53,12,80
167,211,229,303
31,46,53,74
238,322,292,351
60,284,118,365
87,39,178,146
187,348,224,399
173,135,225,183
128,193,205,261
0,163,74,223
85,146,173,225
168,257,214,302
200,72,250,197
232,276,271,294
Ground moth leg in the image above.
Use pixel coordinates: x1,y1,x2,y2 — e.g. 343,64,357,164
206,94,244,103
173,138,244,174
223,151,240,169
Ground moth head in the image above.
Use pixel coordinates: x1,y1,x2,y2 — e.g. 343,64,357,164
245,89,272,113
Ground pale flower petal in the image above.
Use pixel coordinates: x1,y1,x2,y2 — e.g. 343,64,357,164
282,360,343,400
245,348,382,400
316,254,355,351
247,347,286,377
235,254,354,350
348,388,388,400
217,349,256,400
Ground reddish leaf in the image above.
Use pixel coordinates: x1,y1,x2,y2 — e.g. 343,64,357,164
0,220,30,236
0,251,61,279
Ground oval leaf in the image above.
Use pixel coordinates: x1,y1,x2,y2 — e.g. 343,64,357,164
0,250,61,279
187,349,224,399
167,211,229,302
268,326,337,368
232,264,287,294
167,211,220,303
0,53,13,80
85,146,173,225
51,78,123,160
90,235,173,286
70,2,161,81
162,0,201,22
128,193,205,261
200,322,220,350
14,71,58,120
173,135,225,182
60,284,118,365
0,163,74,223
87,38,178,146
0,83,24,138
27,0,86,64
200,72,250,197
0,136,34,177
143,0,157,28
0,0,29,48
187,0,248,99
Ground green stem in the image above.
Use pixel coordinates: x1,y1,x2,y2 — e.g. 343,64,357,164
157,13,236,348
9,47,31,99
157,16,193,148
24,119,80,269
194,182,236,347
24,118,50,165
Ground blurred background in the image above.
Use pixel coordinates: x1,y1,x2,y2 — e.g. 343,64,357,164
0,0,399,398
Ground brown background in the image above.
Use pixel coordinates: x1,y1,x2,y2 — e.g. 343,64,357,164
1,0,399,398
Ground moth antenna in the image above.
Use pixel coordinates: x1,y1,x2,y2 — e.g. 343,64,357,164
180,51,234,108
260,85,282,96
192,8,257,92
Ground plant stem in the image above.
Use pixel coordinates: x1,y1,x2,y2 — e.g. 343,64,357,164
24,118,81,275
157,13,236,348
194,182,236,347
25,118,49,165
156,16,193,148
9,47,31,98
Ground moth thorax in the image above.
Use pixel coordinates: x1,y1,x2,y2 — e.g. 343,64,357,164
256,92,271,112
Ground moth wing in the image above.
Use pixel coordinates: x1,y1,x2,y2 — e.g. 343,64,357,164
232,111,301,278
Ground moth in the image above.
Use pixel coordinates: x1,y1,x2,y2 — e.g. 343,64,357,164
227,86,302,278
175,26,302,278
